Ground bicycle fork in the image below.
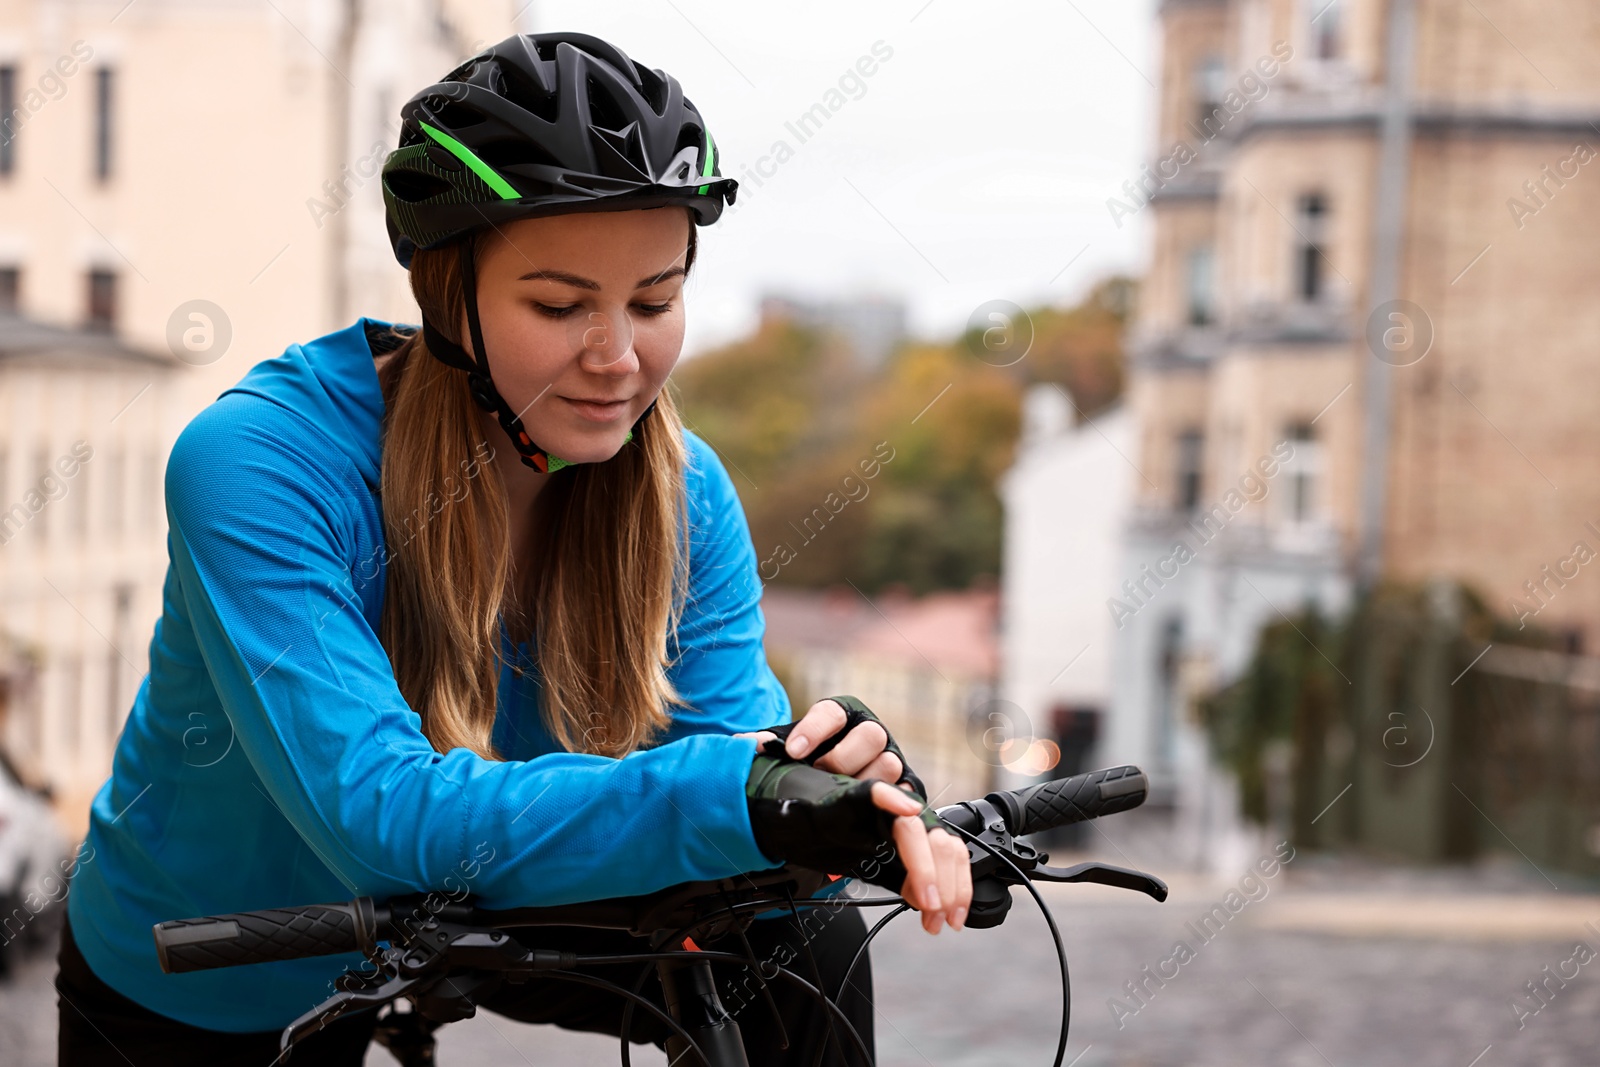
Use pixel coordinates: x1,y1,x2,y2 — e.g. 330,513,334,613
655,940,749,1067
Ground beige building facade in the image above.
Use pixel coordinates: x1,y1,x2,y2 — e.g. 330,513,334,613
0,316,178,829
0,0,529,830
1109,0,1600,838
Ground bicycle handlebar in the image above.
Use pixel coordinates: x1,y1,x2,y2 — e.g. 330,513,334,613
992,764,1148,837
154,764,1154,976
155,898,380,976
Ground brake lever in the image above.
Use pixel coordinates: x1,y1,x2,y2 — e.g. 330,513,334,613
1028,860,1169,902
279,966,426,1058
936,797,1168,928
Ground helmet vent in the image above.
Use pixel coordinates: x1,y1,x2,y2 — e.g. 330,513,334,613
673,123,705,163
384,169,453,203
497,61,560,124
419,99,484,132
585,72,630,133
635,66,668,116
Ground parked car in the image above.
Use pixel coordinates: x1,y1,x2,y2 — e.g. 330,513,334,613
0,749,69,976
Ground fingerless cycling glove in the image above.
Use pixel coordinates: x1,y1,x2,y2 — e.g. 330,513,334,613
758,694,929,799
745,752,941,889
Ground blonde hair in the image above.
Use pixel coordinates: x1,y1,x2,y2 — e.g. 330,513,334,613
374,229,693,759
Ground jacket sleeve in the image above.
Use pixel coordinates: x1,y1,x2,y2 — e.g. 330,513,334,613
164,399,781,911
656,433,793,743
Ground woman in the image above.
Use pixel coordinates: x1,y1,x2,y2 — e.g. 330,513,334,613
54,30,971,1066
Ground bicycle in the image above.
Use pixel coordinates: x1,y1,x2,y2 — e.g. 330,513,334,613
153,764,1168,1067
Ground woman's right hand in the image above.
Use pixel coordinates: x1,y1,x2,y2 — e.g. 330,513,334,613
744,754,972,934
868,781,972,933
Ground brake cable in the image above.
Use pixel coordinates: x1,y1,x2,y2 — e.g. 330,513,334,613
534,969,713,1066
779,882,849,1067
720,887,791,1054
615,889,884,1063
614,886,793,1067
940,817,1074,1067
585,948,875,1065
839,901,912,1014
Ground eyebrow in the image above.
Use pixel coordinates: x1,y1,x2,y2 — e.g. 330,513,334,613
515,265,688,290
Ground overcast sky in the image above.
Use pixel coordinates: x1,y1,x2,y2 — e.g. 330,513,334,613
534,0,1159,356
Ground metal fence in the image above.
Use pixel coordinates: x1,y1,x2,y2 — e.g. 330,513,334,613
1203,582,1600,882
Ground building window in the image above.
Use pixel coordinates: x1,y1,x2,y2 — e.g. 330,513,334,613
32,445,49,539
1192,54,1227,133
73,455,89,541
109,582,133,741
1175,430,1204,512
1155,616,1183,768
1295,192,1330,302
63,654,83,761
107,447,125,536
1186,244,1216,326
142,447,162,531
1310,0,1343,61
0,448,12,547
1280,422,1321,524
0,66,15,175
0,265,18,313
87,269,116,331
94,67,114,180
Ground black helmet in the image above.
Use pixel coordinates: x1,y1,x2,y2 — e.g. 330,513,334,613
379,32,738,474
382,31,737,269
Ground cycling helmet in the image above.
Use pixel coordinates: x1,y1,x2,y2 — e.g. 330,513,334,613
380,31,739,473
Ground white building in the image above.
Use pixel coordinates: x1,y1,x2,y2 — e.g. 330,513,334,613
1000,382,1339,872
998,386,1132,782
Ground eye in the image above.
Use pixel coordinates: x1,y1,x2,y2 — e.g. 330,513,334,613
633,301,674,317
532,303,579,319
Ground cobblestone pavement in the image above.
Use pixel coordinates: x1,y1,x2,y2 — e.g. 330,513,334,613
7,856,1600,1066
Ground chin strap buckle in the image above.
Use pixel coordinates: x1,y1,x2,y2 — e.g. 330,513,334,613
466,372,499,414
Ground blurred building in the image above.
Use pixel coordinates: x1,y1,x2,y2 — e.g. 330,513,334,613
1103,0,1600,861
0,315,179,831
0,0,522,832
998,386,1132,785
758,292,907,369
760,585,998,807
0,0,517,411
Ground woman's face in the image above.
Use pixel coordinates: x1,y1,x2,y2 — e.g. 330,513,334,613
468,207,691,465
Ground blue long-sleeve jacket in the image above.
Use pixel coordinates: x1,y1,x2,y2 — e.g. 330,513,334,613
67,318,794,1032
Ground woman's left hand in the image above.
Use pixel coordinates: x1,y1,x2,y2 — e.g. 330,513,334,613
736,698,905,784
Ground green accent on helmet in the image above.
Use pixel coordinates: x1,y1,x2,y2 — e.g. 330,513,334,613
696,129,715,195
418,122,521,201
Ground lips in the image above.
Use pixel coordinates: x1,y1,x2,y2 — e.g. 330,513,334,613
559,395,631,423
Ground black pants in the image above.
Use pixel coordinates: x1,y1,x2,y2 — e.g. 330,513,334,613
56,904,876,1066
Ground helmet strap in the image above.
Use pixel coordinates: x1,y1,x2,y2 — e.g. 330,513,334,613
417,238,656,475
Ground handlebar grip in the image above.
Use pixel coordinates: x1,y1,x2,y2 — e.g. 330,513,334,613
987,765,1148,838
153,898,377,974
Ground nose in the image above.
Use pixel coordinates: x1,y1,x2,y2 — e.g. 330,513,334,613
574,309,640,376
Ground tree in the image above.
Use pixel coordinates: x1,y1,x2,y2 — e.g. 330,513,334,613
672,277,1135,592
